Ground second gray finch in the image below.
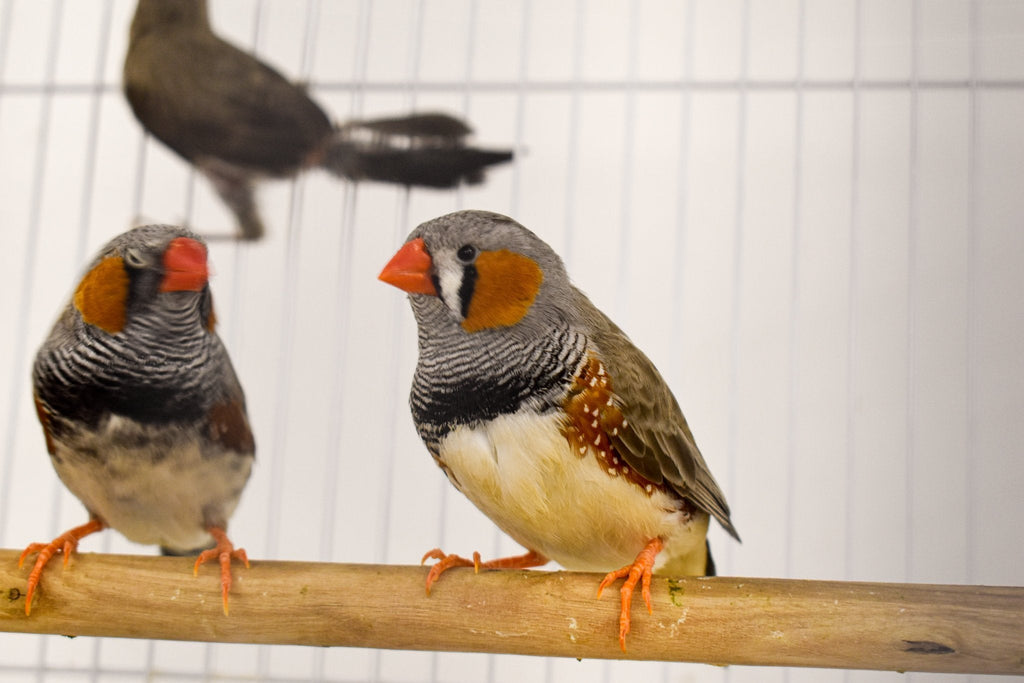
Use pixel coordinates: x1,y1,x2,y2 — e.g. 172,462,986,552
123,0,515,240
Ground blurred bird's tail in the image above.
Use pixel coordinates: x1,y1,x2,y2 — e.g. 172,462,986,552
322,112,514,188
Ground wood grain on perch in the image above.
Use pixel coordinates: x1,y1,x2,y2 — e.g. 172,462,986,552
1,549,1021,675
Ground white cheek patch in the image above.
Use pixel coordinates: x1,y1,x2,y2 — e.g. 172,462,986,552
436,257,466,320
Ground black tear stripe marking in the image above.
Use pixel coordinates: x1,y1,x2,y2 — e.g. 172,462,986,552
458,263,477,319
902,640,955,655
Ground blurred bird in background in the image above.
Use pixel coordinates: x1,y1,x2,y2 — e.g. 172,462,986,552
379,210,740,651
22,225,254,616
123,0,515,240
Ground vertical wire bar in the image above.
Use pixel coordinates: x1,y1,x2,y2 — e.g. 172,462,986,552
456,0,479,214
965,0,979,595
299,0,328,673
305,4,354,679
313,180,358,683
905,0,921,585
669,0,697,381
508,0,530,217
0,0,12,83
277,7,322,683
724,0,751,583
561,0,587,268
350,0,372,120
665,4,698,678
784,0,807,587
347,1,376,679
72,0,115,292
842,4,863,681
613,1,641,324
129,128,149,224
261,0,305,564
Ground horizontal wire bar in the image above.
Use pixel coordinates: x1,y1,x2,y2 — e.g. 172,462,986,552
0,663,314,683
4,77,1024,96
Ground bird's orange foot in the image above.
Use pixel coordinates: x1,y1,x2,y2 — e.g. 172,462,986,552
421,548,548,595
421,548,479,595
18,518,105,616
193,526,249,616
597,537,665,652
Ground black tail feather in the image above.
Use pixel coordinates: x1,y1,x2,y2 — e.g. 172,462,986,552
705,538,717,577
326,145,514,188
323,113,514,188
161,542,213,557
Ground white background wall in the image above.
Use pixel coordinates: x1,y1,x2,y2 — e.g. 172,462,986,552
0,0,1021,681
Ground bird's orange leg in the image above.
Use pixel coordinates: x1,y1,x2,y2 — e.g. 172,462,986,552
421,547,548,595
597,537,664,652
19,518,105,616
193,526,249,616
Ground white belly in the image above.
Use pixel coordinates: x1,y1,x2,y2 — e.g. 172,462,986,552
50,416,252,553
438,410,709,574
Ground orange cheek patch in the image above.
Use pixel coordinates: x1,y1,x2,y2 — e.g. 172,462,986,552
73,256,129,334
461,250,543,332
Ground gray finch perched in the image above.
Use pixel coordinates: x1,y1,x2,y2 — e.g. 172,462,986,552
123,0,515,240
378,210,740,651
22,225,253,616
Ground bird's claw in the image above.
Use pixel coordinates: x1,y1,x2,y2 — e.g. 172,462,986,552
421,548,477,595
193,527,248,616
18,518,104,616
597,538,664,652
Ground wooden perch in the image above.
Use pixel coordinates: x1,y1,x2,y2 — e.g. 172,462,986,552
1,549,1022,675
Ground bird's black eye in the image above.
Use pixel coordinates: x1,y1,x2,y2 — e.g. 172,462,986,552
456,244,477,263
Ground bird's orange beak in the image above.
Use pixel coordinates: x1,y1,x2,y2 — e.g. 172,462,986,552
378,237,437,295
161,237,209,292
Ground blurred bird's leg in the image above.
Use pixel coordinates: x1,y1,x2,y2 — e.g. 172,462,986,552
421,547,548,595
596,537,664,652
19,517,105,616
201,161,265,241
193,525,249,616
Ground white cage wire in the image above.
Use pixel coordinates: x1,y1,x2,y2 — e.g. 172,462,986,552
1,0,1022,681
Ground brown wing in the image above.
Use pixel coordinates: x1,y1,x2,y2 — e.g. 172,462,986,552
573,288,740,541
123,28,331,174
207,400,255,454
33,394,57,456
